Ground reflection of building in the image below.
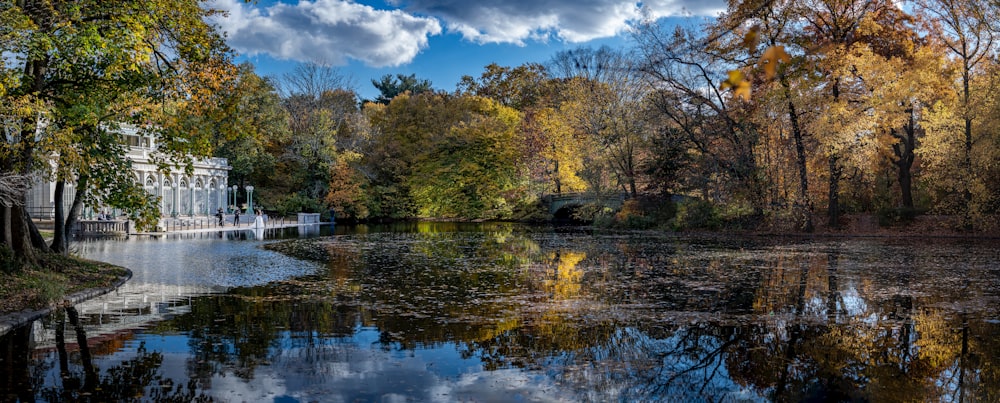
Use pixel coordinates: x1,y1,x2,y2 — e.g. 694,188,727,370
26,125,231,219
31,282,221,349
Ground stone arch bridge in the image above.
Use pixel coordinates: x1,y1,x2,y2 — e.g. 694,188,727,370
542,192,628,218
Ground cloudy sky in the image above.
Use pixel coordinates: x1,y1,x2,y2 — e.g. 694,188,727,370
206,0,726,100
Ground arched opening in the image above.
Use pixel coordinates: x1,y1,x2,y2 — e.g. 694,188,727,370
553,204,586,223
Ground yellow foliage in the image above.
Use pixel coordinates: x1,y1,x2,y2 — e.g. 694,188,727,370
720,26,791,100
760,45,790,81
720,70,752,100
543,251,586,299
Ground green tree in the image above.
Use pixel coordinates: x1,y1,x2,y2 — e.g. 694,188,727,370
370,73,433,105
211,63,288,195
363,92,523,219
406,95,522,218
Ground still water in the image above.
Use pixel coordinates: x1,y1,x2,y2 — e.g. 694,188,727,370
2,222,1000,402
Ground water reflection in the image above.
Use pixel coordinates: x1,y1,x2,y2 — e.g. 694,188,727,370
3,224,1000,401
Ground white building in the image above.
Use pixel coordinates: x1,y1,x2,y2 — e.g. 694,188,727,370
26,125,231,219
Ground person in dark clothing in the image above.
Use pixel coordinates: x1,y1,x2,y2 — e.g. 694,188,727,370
233,209,240,226
216,208,225,227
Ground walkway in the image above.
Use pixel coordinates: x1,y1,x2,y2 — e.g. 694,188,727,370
153,215,322,234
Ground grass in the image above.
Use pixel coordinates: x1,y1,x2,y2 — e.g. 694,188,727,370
0,252,129,314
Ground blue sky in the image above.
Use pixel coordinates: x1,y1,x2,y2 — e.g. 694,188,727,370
206,0,726,100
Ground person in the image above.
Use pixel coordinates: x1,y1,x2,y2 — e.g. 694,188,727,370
216,207,225,227
253,209,264,229
233,209,240,226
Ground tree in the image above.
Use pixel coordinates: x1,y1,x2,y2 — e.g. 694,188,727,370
727,0,817,232
361,91,522,219
457,63,548,110
829,14,949,211
406,95,522,218
271,63,359,214
792,0,895,228
458,62,590,197
0,0,238,259
914,0,997,218
633,23,763,210
550,46,653,197
370,73,432,105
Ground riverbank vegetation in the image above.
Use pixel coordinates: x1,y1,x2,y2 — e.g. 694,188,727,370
3,0,1000,269
219,1,1000,234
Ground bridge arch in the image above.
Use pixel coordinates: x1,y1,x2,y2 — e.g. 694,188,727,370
543,192,627,220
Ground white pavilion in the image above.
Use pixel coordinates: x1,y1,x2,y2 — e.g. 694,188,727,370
25,125,232,220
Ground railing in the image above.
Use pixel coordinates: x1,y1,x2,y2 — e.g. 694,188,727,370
158,215,290,232
75,220,130,236
297,213,321,224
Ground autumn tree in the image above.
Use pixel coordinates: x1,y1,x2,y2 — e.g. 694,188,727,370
0,0,238,260
790,0,897,227
549,46,652,197
361,92,523,219
913,0,998,224
459,63,589,196
825,10,950,212
407,95,522,218
633,22,764,211
270,63,359,214
210,63,289,204
457,63,548,110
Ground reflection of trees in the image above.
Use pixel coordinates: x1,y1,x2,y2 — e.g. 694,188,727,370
2,322,37,402
254,230,1000,401
4,307,212,402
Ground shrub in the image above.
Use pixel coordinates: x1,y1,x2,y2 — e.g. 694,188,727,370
673,199,719,230
612,197,675,229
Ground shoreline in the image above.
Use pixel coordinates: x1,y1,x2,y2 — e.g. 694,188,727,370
0,269,132,338
0,222,319,337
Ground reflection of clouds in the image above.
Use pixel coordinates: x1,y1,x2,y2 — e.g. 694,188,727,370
840,286,872,321
443,369,570,402
77,234,321,288
180,330,579,402
209,369,289,401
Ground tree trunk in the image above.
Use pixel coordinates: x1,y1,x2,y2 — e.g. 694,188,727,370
7,205,37,263
51,180,67,254
0,207,9,247
50,176,87,253
828,154,841,228
898,160,913,209
26,207,47,250
828,78,842,229
65,182,86,245
781,76,813,232
891,109,917,210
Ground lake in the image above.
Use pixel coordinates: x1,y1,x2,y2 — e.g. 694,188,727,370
2,222,999,402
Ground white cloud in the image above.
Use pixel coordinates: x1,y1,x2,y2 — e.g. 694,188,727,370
397,0,727,44
207,0,442,67
206,0,725,67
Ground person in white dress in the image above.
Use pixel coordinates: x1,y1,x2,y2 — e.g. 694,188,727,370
253,209,264,228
